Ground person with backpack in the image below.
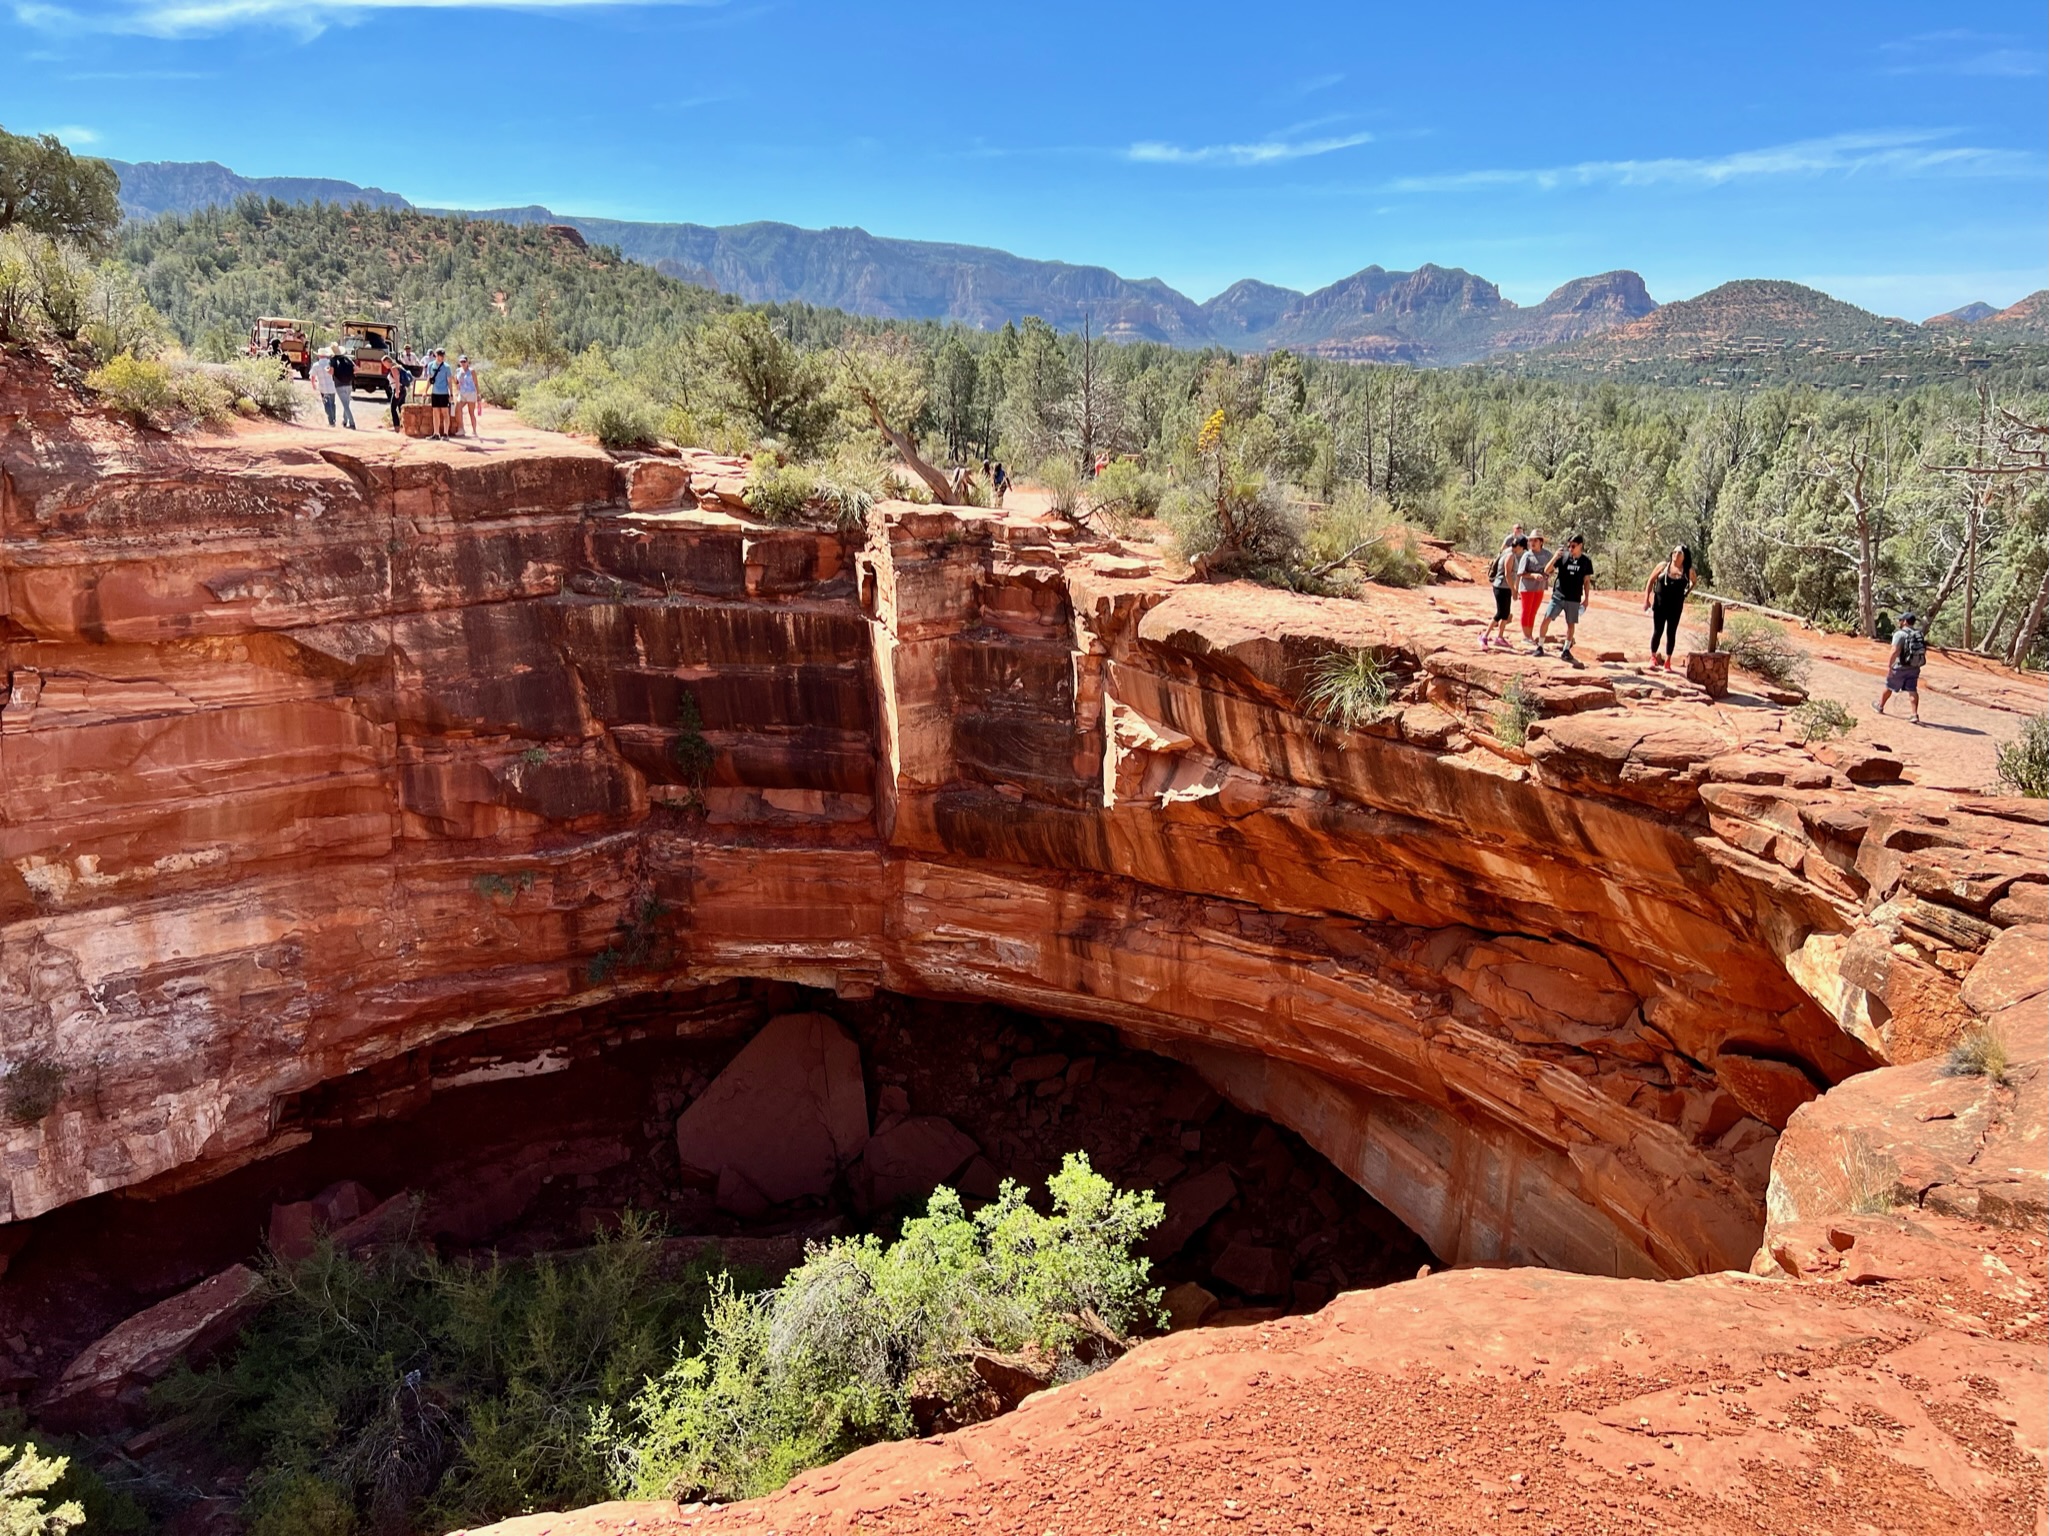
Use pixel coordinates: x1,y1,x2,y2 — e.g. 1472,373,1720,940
1534,532,1596,663
1641,543,1695,671
1876,613,1927,723
1482,535,1527,650
328,345,358,429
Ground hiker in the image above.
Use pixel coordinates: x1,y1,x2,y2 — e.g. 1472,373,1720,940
311,347,338,426
386,351,410,431
329,345,358,429
1515,531,1553,644
1482,535,1526,650
426,348,455,440
454,355,482,439
992,461,1009,505
1641,543,1695,671
1535,532,1596,662
1876,612,1927,723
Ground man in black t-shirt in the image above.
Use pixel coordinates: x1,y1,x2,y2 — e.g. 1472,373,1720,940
328,347,357,429
1534,533,1596,662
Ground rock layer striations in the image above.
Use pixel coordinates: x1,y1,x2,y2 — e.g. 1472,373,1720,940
1,361,2041,1289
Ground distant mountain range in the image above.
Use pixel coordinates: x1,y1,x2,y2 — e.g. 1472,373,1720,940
106,158,2048,377
1508,280,2049,385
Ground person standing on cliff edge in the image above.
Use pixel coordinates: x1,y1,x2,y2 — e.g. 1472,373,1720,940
1483,535,1526,650
1535,533,1596,663
1515,530,1552,647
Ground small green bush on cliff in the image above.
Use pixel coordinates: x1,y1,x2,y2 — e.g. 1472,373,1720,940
596,1155,1163,1504
1722,612,1811,693
1995,712,2049,798
1302,647,1394,731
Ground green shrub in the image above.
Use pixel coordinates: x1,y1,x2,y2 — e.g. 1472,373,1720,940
2,1058,66,1127
573,384,663,449
152,1219,738,1536
1301,488,1429,586
516,386,576,433
1995,713,2049,798
1354,525,1432,589
743,454,816,524
217,357,300,421
86,351,175,420
1943,1027,2010,1084
0,236,35,343
1302,648,1394,730
25,237,90,341
1033,455,1083,520
86,353,275,429
0,1442,83,1536
1162,477,1303,583
1790,698,1856,743
598,1155,1162,1504
1493,677,1540,747
1088,458,1163,521
1723,612,1811,693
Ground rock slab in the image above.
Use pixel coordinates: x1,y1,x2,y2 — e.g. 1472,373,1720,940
674,1013,869,1205
43,1264,265,1427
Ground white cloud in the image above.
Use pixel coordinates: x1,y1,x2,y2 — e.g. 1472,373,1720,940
16,0,722,37
1879,30,2046,77
48,123,99,142
1127,131,1373,168
1384,131,2035,193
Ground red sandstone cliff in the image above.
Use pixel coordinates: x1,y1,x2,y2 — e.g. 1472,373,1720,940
1,357,2042,1282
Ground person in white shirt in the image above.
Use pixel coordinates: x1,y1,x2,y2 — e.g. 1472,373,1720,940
310,348,337,426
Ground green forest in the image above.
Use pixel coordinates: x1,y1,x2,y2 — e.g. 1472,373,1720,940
28,196,2041,665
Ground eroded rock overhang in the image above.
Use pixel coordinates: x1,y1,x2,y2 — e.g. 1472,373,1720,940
2,408,2040,1280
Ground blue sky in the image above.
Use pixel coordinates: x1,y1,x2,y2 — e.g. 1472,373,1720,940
6,0,2044,318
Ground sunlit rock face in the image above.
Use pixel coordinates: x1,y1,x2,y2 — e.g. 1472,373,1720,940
2,359,2040,1280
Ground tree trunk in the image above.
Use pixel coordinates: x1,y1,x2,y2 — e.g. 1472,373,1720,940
1918,537,1970,636
860,394,959,505
1960,487,1982,648
2006,560,2049,669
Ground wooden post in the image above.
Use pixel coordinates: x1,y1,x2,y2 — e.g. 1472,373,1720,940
1707,600,1724,654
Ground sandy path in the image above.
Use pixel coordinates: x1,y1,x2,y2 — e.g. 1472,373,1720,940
1431,578,2047,792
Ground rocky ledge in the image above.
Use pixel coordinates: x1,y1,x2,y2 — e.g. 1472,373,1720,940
2,359,2045,1530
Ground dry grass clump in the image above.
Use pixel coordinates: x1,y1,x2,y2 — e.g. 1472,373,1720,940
1943,1026,2010,1085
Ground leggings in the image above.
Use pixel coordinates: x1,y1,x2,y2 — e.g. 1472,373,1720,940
1650,599,1685,657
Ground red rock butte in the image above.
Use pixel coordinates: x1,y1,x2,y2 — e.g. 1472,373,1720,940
1,361,2043,1533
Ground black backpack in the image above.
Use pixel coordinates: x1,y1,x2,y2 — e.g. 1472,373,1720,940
1896,628,1926,669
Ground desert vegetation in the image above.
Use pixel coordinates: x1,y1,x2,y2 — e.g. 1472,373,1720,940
4,120,2040,662
129,1159,1158,1534
598,1156,1160,1504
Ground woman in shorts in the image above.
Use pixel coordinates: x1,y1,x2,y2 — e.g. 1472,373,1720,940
454,356,481,438
1482,536,1526,649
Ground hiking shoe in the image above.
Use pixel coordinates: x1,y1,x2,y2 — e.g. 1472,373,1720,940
1530,643,1547,657
1873,698,1886,714
1560,646,1575,663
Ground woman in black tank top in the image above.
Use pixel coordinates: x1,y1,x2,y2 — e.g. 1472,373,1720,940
1642,544,1694,670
